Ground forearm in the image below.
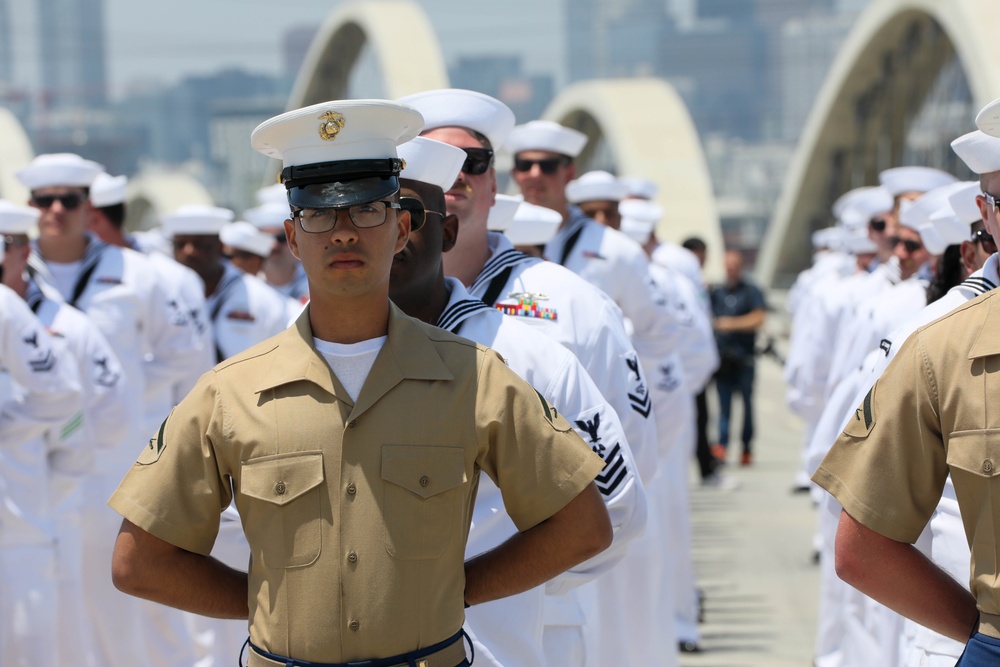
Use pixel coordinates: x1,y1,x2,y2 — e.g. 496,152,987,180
113,519,249,619
835,510,978,642
715,309,765,333
464,483,611,606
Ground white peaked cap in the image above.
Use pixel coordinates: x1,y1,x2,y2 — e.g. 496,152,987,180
926,207,972,254
898,181,968,233
256,183,288,205
506,201,563,246
951,130,1000,175
487,194,522,232
243,202,291,230
90,173,128,208
16,153,105,190
506,120,588,158
220,221,275,258
651,243,702,286
618,199,663,245
879,166,958,197
565,171,628,204
833,186,893,224
842,227,878,254
947,181,983,226
397,89,516,151
620,177,659,200
976,97,1000,138
0,199,40,234
252,99,422,167
397,137,465,191
161,205,234,237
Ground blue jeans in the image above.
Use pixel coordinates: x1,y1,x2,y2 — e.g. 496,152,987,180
957,632,1000,664
715,362,755,453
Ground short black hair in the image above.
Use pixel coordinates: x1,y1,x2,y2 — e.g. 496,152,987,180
682,237,706,253
97,203,126,229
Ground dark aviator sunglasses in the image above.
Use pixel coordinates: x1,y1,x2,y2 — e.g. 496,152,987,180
32,193,86,210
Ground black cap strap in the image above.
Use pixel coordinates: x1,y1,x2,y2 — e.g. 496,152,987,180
281,158,405,190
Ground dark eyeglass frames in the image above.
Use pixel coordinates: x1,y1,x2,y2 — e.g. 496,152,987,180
972,228,998,255
291,200,401,233
512,156,570,174
460,148,494,176
398,197,444,232
32,193,86,210
887,236,922,253
3,236,29,251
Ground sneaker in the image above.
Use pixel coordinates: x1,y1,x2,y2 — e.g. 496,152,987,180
710,443,728,462
701,473,740,490
741,452,753,466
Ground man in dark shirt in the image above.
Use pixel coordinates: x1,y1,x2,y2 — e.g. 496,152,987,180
710,249,766,466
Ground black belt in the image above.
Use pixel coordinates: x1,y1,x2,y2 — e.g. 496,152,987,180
243,630,470,667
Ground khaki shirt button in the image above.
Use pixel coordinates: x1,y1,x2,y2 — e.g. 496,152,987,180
275,481,286,495
349,619,360,631
347,551,358,563
347,483,357,496
419,475,430,487
985,460,994,474
348,420,357,429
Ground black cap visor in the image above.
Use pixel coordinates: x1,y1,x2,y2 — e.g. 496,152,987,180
287,176,400,209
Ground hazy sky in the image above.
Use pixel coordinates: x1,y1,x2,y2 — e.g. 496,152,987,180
9,0,564,99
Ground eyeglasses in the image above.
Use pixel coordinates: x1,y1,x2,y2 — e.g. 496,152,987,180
887,236,922,253
985,192,1000,215
3,236,29,251
460,148,494,176
291,200,401,233
972,228,998,254
869,218,887,233
399,197,444,232
32,193,86,210
512,156,569,174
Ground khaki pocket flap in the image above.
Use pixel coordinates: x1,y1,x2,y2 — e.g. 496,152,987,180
242,452,324,506
381,445,466,499
947,431,1000,477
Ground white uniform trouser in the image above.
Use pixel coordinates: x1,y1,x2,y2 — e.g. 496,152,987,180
81,473,147,667
814,493,848,667
51,473,95,667
193,513,251,666
669,407,699,643
0,545,58,667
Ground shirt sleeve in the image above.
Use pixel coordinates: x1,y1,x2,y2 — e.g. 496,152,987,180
108,369,231,555
474,351,605,533
811,331,948,543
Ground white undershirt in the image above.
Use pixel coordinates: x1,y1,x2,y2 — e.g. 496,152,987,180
45,260,84,301
313,336,387,401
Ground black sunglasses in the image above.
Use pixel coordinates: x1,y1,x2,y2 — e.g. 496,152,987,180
3,235,29,251
32,193,86,210
461,147,494,176
887,236,922,253
869,218,887,233
513,156,569,174
399,197,444,232
972,228,998,255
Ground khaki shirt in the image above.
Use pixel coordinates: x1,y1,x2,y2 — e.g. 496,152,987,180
109,303,603,663
813,289,1000,618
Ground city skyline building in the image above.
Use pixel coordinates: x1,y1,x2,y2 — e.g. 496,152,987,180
37,0,108,110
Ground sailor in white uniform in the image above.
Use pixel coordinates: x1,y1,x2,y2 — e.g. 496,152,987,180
388,136,645,667
17,153,206,667
397,89,660,667
220,220,275,278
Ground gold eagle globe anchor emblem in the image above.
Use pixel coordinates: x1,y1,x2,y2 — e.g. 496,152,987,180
318,111,346,141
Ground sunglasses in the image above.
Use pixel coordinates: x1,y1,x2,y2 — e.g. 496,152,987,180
972,228,998,255
32,192,86,210
869,218,887,233
887,236,922,253
399,197,444,232
985,192,1000,214
461,148,494,176
513,156,569,174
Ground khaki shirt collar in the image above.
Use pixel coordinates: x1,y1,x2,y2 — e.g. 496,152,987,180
968,292,1000,359
255,302,454,418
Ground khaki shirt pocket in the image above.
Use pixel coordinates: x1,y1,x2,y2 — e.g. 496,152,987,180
945,431,1000,558
241,452,325,568
381,445,467,560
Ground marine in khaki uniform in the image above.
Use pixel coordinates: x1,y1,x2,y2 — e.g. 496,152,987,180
108,99,611,667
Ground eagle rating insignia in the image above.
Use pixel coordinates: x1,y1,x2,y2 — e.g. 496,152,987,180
318,111,346,141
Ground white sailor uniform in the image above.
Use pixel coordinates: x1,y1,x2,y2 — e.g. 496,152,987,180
436,278,644,667
0,284,82,666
